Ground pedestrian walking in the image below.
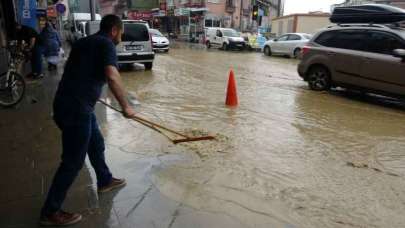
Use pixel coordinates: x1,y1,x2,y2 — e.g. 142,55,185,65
15,23,44,79
40,15,136,226
40,22,62,71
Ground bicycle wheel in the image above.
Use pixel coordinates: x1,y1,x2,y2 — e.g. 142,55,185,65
0,72,25,107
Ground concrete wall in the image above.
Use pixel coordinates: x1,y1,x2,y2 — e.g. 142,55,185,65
296,16,332,35
271,14,331,36
271,16,294,36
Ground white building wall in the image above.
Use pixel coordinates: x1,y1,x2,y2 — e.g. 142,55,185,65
296,16,332,35
271,17,290,36
271,15,331,36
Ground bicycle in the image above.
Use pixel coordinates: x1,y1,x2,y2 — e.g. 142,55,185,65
0,41,26,107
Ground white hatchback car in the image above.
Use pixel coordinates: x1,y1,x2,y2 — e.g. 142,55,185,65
263,33,312,58
149,29,170,52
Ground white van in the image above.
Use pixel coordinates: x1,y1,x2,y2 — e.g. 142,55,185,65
116,20,155,70
206,27,246,50
65,13,102,44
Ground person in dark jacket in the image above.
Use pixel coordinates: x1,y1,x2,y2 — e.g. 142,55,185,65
41,22,62,71
15,23,44,79
39,15,136,226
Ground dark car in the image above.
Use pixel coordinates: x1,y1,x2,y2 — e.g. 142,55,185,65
298,5,405,98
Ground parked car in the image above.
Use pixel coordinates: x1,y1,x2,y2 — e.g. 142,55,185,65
149,29,170,52
116,20,155,70
206,27,246,50
298,23,405,97
263,33,312,58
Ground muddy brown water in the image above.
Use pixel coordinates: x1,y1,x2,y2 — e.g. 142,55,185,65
103,43,405,228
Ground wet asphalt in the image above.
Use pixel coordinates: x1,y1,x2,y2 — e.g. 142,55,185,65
1,42,405,228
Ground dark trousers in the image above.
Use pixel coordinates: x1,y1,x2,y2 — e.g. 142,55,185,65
31,45,42,75
41,112,112,216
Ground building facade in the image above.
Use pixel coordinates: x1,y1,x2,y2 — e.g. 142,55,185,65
96,0,285,41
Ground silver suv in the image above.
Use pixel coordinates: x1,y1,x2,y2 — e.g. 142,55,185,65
116,20,154,70
298,24,405,98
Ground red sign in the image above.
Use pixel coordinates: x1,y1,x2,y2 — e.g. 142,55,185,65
47,6,57,18
160,2,167,11
127,11,153,20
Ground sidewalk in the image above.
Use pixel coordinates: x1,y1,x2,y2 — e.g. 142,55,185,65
0,60,248,228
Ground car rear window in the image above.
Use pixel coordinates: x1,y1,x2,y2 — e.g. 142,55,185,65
315,30,368,51
122,23,149,42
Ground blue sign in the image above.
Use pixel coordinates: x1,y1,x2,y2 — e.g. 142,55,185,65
258,8,264,17
56,3,66,14
18,0,37,30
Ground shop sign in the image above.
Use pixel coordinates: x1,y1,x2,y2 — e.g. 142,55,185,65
160,2,167,11
36,9,47,17
47,6,57,17
127,11,153,20
152,10,166,17
18,0,37,29
56,3,66,15
174,8,190,16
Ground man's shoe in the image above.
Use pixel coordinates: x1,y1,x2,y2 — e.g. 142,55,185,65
40,210,82,226
98,178,126,193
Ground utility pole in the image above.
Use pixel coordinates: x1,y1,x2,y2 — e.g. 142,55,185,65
240,0,243,30
90,0,96,21
277,0,282,17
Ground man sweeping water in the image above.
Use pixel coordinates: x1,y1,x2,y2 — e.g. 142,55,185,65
40,15,136,226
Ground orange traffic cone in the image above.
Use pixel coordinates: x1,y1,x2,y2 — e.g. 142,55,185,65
225,69,238,106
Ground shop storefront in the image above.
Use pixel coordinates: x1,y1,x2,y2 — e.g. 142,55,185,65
0,0,16,73
173,7,207,42
127,10,153,26
189,8,207,42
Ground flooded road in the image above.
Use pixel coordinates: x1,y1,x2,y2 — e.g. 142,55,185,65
104,43,405,228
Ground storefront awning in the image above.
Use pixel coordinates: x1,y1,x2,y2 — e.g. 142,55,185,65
190,7,208,12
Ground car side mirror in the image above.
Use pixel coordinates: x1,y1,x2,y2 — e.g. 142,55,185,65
273,39,278,42
393,49,405,62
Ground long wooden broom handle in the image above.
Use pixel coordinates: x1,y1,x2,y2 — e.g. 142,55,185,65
98,99,190,139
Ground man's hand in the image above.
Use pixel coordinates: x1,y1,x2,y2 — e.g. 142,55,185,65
106,65,134,118
123,106,136,118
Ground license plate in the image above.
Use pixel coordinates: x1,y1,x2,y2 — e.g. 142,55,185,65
126,45,142,51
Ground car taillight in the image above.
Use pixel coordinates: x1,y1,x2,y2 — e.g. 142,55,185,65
301,46,311,56
149,33,153,47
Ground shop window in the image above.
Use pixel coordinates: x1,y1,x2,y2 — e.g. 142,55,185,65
205,19,212,27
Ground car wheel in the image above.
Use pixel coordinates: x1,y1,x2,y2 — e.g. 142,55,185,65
222,43,228,51
144,62,153,70
293,48,301,58
264,46,272,56
206,41,211,49
164,49,169,53
307,66,331,91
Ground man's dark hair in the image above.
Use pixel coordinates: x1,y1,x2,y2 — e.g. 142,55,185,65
100,15,123,33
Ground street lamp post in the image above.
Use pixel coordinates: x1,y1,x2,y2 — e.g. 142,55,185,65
90,0,96,21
